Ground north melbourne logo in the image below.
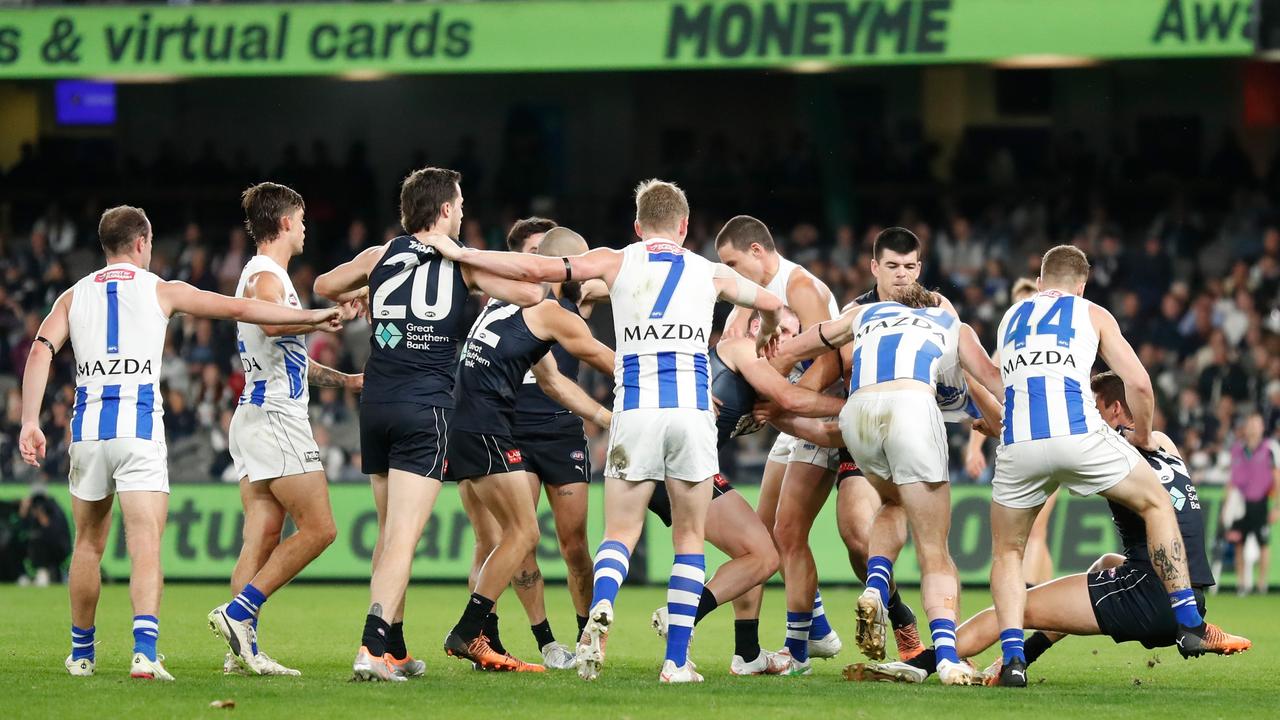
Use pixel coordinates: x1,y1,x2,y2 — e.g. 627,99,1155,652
375,322,403,349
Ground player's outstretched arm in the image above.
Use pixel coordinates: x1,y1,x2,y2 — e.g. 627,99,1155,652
423,233,623,286
1092,304,1155,449
775,305,863,368
527,301,615,374
531,353,611,428
460,266,546,308
18,289,71,467
314,243,386,300
157,280,341,331
958,322,1004,398
307,361,362,392
712,264,783,349
757,408,843,449
719,338,843,418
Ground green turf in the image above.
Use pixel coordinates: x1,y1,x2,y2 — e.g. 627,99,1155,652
1,583,1273,719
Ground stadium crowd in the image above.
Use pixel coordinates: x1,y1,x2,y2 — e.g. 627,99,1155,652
1,131,1278,491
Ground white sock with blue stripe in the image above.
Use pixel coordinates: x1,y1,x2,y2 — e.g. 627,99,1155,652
810,590,832,641
71,625,95,661
785,611,812,662
132,615,159,661
590,540,630,609
665,554,705,667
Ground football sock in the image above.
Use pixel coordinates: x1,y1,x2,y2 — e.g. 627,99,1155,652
531,619,555,649
576,614,589,638
930,618,959,664
784,611,812,662
226,583,266,623
361,614,391,657
1024,631,1055,666
866,556,893,606
454,593,495,643
693,587,719,624
810,590,832,641
665,554,705,667
734,619,761,661
591,540,630,607
132,615,159,662
387,622,407,660
71,625,95,662
483,612,505,654
1169,588,1204,627
887,589,917,630
1001,628,1026,664
907,647,937,675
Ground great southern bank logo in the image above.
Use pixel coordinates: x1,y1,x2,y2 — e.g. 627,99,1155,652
375,322,403,349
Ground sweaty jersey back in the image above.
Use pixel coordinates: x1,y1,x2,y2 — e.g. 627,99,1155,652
996,290,1103,445
849,302,960,392
68,263,169,442
609,239,716,412
363,235,470,407
235,255,309,418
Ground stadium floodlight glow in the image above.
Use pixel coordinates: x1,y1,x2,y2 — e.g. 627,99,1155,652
89,74,185,84
786,61,839,74
992,55,1100,69
337,70,393,82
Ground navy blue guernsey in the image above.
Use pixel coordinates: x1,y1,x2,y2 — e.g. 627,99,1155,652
363,235,470,407
512,294,582,431
454,299,556,433
710,347,762,447
1107,444,1215,588
853,285,883,306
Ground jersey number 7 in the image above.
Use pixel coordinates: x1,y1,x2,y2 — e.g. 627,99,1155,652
648,253,684,320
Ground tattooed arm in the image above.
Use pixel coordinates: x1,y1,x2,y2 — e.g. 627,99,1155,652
308,361,363,391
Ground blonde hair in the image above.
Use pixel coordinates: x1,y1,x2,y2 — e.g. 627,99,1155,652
634,179,689,235
891,282,940,309
1041,245,1090,285
1012,277,1037,302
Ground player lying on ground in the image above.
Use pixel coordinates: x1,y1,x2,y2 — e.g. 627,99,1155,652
848,370,1252,685
210,182,364,678
441,225,614,672
649,307,854,675
20,205,339,681
773,281,1005,685
713,215,849,669
419,179,784,683
313,167,543,681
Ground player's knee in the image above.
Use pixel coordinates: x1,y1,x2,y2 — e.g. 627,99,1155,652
755,542,781,580
773,518,806,555
307,516,338,550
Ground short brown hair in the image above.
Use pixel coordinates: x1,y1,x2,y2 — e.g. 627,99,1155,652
1041,244,1090,285
242,182,304,245
891,282,939,309
400,167,461,234
98,206,150,255
1012,277,1038,301
715,215,775,252
1091,371,1129,416
507,216,557,252
635,179,689,235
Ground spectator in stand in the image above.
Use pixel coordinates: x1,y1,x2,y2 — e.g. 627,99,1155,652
1198,331,1249,406
32,203,77,255
165,386,198,443
214,227,251,293
1227,414,1279,595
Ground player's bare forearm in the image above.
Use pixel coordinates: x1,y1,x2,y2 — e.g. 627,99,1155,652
19,343,53,426
771,414,843,448
315,245,383,300
262,324,323,337
534,363,611,428
308,361,359,389
777,316,852,368
459,248,567,283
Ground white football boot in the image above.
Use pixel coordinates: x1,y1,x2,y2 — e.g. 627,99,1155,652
65,654,95,677
937,658,981,686
352,646,406,682
208,604,258,674
576,600,613,681
855,588,889,661
729,649,789,675
843,660,927,683
540,641,577,670
774,647,812,676
130,653,174,681
808,628,843,659
659,659,704,683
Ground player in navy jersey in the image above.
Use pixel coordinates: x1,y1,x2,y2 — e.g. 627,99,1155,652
19,206,339,681
848,371,1251,685
988,245,1245,687
419,180,784,683
209,182,366,678
774,282,1005,685
441,227,615,673
313,167,544,681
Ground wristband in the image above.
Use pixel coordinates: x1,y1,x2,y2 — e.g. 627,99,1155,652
34,336,56,355
817,323,837,350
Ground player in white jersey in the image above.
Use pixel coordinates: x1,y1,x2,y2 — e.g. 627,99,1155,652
208,183,364,677
713,215,846,670
775,282,1004,685
987,245,1242,687
419,179,783,683
18,206,339,681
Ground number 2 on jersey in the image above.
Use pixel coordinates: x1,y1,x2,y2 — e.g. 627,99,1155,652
1003,296,1076,349
372,252,455,321
648,253,684,319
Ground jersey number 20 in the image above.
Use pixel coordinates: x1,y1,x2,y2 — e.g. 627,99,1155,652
372,252,455,321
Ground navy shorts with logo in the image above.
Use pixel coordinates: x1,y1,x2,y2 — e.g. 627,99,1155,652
515,423,591,486
648,473,734,528
360,402,449,480
445,429,526,482
1088,561,1208,649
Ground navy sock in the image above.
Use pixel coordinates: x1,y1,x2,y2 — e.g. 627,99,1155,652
734,619,761,661
576,614,589,638
887,589,916,630
454,593,494,642
1025,631,1055,666
387,622,407,660
362,614,391,657
531,619,555,648
483,612,505,654
694,587,719,624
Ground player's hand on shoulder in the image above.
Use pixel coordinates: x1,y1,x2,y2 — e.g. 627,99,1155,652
18,423,46,466
422,233,464,260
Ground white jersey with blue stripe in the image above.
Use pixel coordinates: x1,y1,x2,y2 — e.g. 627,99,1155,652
235,255,310,418
996,291,1103,445
610,239,716,412
67,263,169,443
849,302,960,392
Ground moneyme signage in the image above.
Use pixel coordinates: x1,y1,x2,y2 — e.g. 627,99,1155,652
0,0,1255,79
4,482,1272,586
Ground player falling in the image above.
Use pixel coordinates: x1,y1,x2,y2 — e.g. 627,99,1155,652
20,206,338,680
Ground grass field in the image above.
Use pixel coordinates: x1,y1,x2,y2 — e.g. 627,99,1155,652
1,583,1273,719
